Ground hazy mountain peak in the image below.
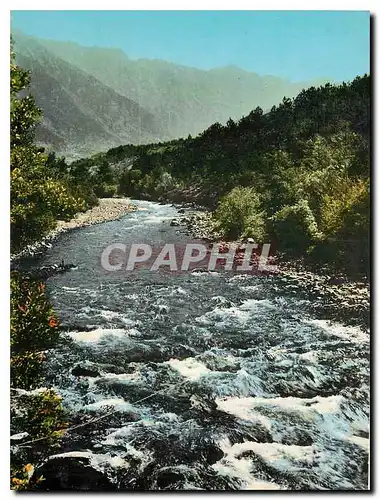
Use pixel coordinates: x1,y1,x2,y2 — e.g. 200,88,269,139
12,30,330,159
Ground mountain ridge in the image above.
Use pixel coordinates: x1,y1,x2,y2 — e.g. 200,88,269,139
13,30,331,159
13,31,166,160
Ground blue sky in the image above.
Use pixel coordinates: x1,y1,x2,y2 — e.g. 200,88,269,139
11,10,370,82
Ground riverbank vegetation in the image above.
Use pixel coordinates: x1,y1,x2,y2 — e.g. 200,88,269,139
10,270,68,489
10,42,86,489
72,75,370,277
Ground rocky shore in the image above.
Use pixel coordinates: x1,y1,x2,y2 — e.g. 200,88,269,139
170,209,219,241
173,208,370,327
11,198,136,263
55,198,136,232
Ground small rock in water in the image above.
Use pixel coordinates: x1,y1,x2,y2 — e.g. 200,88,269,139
72,364,101,378
10,431,29,442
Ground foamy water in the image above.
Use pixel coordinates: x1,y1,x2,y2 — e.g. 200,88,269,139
23,200,369,491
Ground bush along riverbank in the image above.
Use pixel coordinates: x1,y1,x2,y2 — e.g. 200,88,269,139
10,272,68,490
11,198,136,264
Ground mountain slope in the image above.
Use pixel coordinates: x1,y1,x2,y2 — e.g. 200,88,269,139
13,32,167,160
15,32,329,142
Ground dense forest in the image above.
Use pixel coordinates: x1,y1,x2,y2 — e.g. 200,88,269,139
69,75,370,276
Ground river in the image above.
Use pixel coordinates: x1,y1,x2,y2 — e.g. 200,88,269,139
25,200,369,490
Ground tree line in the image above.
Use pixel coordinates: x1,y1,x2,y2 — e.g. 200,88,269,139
72,75,370,277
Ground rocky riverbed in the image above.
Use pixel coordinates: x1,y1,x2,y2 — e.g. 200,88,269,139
55,198,137,230
11,200,369,490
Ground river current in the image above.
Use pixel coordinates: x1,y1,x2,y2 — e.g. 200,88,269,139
25,200,369,490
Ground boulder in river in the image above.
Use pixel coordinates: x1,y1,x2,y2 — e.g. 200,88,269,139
33,453,116,490
71,364,101,378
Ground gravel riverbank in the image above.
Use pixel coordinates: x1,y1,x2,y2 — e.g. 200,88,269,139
54,198,136,231
11,198,136,262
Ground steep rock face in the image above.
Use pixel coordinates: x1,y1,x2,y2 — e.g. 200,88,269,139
13,32,167,160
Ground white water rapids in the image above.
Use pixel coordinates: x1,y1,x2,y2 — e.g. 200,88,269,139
20,201,369,490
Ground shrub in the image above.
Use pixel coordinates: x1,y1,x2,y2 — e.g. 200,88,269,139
11,272,59,354
271,199,321,255
213,186,267,240
11,351,45,390
11,389,68,490
320,177,369,238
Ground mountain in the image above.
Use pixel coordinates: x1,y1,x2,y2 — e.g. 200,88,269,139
33,36,329,138
13,31,329,159
13,31,166,160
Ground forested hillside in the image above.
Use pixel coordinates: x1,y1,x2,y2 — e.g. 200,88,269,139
71,75,370,276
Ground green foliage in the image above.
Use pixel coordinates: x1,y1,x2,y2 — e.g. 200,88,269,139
11,389,68,490
10,42,40,148
15,389,67,442
271,200,322,254
213,187,267,240
10,273,67,488
320,177,368,238
11,165,86,250
67,74,370,275
11,351,45,390
10,272,60,390
11,272,59,355
93,183,117,198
